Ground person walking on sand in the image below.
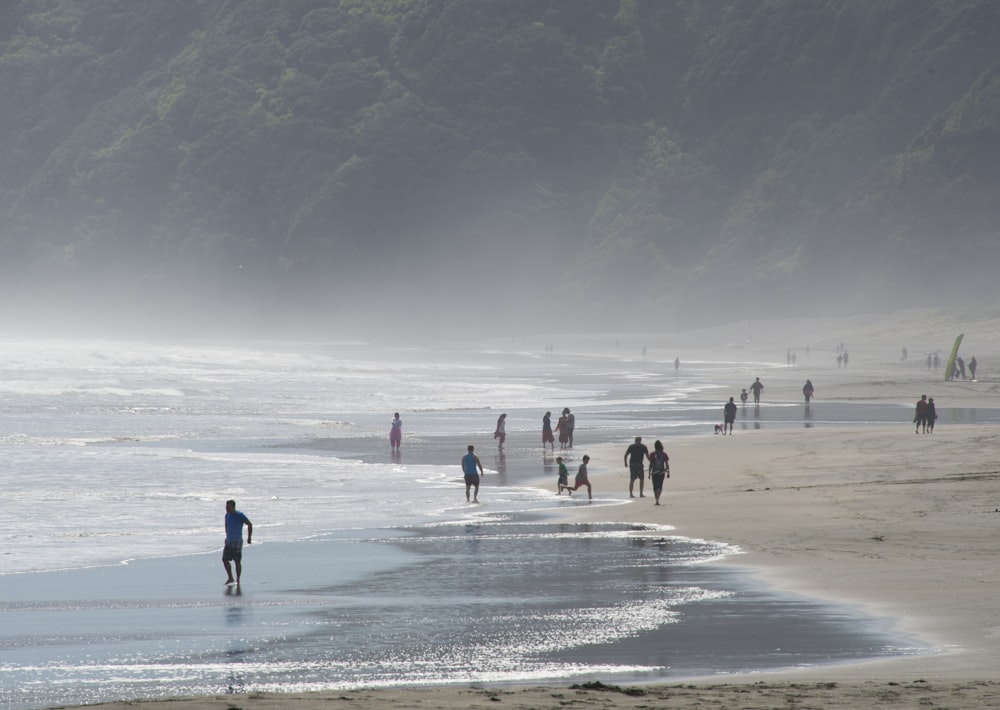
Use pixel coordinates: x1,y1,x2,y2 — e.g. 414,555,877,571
740,388,749,406
624,436,650,498
802,379,815,403
494,413,506,449
749,377,764,405
570,455,592,499
389,412,403,451
556,456,570,494
969,357,978,380
926,397,938,432
648,440,670,506
461,445,484,502
542,411,555,451
914,395,928,434
723,396,737,434
223,499,252,586
674,357,680,373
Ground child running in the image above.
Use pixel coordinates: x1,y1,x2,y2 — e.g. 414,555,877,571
556,456,570,494
569,455,592,500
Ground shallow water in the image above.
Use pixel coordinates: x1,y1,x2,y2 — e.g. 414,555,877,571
0,340,961,708
0,521,917,709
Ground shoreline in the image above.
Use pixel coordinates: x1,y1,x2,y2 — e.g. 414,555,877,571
69,420,1000,709
43,310,1000,708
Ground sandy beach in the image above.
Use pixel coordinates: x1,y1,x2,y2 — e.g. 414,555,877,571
54,309,1000,709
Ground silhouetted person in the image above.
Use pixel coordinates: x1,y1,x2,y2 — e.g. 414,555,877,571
927,398,937,432
624,436,649,498
914,395,928,434
494,413,506,448
724,397,737,434
570,455,592,500
542,411,555,450
749,377,764,405
223,499,252,586
802,379,814,402
969,357,977,380
389,412,402,451
648,440,670,506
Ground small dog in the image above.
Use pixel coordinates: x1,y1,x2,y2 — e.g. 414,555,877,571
714,423,724,435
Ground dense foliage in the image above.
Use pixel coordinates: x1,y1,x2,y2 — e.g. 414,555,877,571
2,0,998,335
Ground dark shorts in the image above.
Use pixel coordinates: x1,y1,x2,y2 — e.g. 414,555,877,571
464,473,480,486
222,540,243,563
651,473,666,493
558,474,568,485
629,468,644,481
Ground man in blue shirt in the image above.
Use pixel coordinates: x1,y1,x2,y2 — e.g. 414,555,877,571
461,445,484,503
223,499,252,586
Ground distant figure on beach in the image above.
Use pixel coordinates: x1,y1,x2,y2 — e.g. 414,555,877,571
724,397,737,434
969,357,977,380
927,398,937,432
740,388,749,406
494,413,506,449
926,354,932,370
624,436,650,497
570,455,592,499
555,411,570,449
223,499,252,586
556,456,570,494
542,411,555,450
901,347,907,361
933,353,940,370
461,445,484,502
842,351,849,367
749,377,764,405
802,379,814,403
648,440,670,506
389,412,402,452
674,357,680,373
914,395,928,434
563,407,575,447
837,353,843,368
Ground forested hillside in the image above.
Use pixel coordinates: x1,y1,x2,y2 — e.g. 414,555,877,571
2,0,998,337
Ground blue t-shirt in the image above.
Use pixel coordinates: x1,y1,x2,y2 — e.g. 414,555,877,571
225,511,251,543
462,452,479,476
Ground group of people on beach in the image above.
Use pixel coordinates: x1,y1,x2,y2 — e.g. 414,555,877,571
497,409,576,450
723,377,767,434
542,408,575,449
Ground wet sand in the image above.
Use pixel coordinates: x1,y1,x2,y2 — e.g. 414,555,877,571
58,308,1000,709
